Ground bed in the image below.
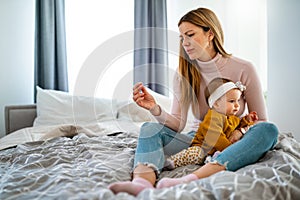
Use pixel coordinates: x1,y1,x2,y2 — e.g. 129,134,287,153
0,87,299,200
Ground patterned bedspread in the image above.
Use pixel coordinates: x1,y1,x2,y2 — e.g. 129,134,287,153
0,127,299,199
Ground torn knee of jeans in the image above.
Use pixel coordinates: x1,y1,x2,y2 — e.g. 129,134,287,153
209,159,229,170
131,162,160,179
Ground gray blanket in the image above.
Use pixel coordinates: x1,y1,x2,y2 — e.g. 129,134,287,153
0,132,299,200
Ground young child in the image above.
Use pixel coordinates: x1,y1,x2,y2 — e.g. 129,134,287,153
164,77,258,170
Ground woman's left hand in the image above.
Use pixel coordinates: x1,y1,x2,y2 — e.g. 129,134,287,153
229,129,243,143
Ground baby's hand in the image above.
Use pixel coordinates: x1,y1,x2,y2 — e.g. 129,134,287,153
229,129,243,143
247,111,258,122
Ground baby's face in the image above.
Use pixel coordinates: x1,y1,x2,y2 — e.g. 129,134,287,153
214,89,242,116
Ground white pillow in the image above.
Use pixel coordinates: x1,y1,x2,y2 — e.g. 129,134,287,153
117,100,153,122
117,88,195,133
33,86,118,127
117,88,172,122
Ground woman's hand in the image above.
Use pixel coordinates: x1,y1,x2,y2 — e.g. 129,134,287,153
229,129,243,143
132,82,156,110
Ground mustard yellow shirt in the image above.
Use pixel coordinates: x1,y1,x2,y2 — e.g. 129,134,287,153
191,109,253,155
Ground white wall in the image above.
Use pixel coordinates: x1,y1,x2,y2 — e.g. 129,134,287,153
267,0,300,141
0,0,35,138
167,0,268,92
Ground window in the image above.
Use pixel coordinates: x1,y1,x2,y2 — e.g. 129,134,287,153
65,0,134,99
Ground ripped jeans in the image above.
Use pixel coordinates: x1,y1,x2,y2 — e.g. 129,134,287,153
133,122,278,174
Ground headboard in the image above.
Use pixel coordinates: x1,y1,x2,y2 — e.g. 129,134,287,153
5,104,37,135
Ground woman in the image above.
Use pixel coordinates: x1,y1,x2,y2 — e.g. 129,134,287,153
109,7,278,195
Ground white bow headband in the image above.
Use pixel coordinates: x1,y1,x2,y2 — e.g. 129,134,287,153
208,81,246,108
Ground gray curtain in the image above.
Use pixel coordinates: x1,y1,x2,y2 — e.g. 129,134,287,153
34,0,68,99
134,0,168,95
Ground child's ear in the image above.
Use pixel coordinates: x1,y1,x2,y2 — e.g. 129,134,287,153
213,100,220,109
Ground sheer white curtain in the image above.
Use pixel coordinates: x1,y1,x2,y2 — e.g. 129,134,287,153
167,0,268,92
65,0,134,99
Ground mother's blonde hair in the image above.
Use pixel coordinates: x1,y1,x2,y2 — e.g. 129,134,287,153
177,7,231,114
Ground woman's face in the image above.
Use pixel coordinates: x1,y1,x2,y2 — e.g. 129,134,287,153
179,21,213,61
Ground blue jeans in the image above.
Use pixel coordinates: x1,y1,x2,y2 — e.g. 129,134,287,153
133,122,278,173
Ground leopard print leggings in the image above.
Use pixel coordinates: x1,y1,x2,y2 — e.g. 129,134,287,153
170,146,206,168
